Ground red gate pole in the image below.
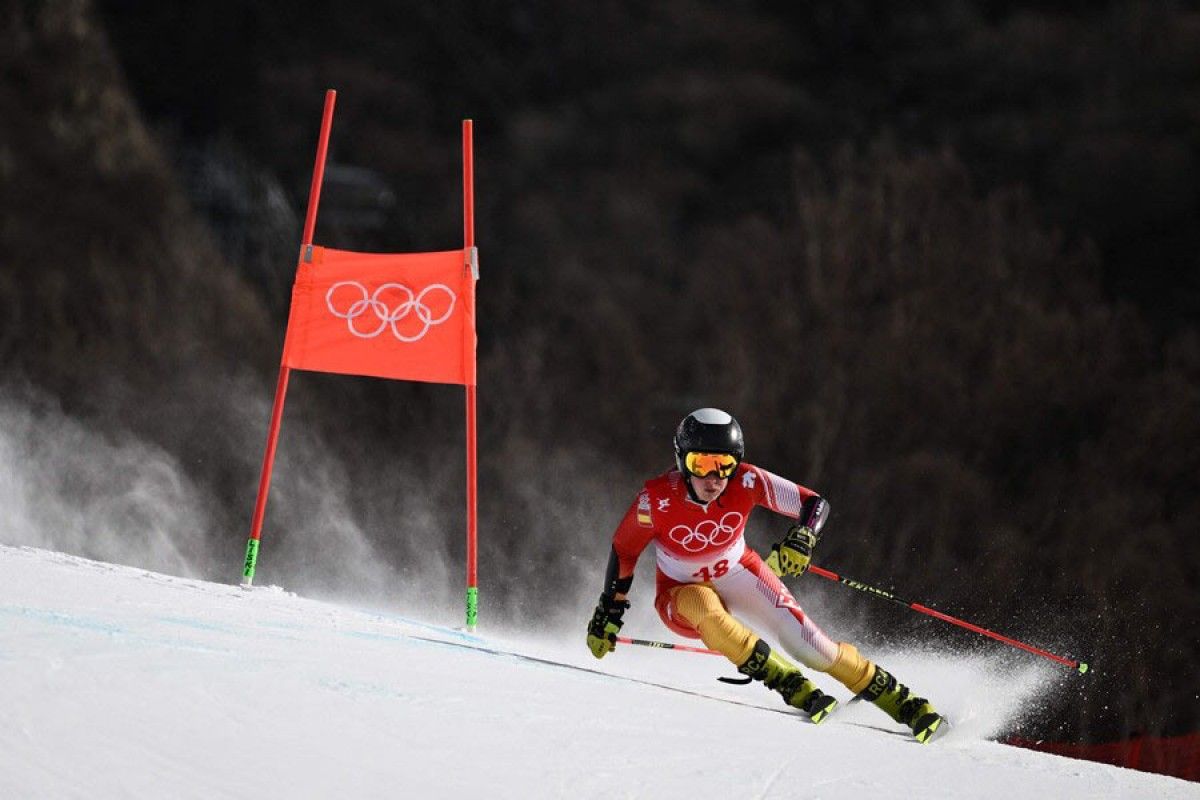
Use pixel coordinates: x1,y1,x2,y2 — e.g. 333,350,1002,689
241,89,338,587
463,119,479,629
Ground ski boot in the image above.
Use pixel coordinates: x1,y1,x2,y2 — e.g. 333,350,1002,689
858,666,943,743
738,639,838,723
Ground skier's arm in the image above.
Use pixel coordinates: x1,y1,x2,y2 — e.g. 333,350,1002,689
747,464,826,521
794,493,830,535
602,547,635,601
747,465,830,576
587,492,654,659
766,494,829,576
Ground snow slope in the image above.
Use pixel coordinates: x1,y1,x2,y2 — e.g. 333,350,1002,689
0,544,1193,799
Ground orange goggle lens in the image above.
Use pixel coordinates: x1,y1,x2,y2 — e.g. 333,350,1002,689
684,451,739,479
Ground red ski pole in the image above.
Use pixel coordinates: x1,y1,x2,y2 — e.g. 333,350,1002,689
807,565,1090,674
617,636,722,656
617,636,752,684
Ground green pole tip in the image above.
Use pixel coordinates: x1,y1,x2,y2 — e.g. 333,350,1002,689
1077,661,1090,674
465,586,478,630
242,538,260,580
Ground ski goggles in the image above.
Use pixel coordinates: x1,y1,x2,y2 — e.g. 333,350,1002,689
683,451,739,479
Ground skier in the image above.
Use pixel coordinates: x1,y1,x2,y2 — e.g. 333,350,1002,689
586,408,943,742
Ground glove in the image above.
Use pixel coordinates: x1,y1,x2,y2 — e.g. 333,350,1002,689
587,594,630,659
766,523,819,577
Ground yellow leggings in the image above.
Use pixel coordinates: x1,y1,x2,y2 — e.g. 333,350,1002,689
670,583,876,693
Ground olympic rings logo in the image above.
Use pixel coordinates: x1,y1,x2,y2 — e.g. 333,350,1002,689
325,281,457,342
667,512,744,553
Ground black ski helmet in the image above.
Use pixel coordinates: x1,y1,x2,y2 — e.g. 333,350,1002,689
674,408,745,475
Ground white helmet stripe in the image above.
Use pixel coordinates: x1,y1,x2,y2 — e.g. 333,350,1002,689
689,407,733,425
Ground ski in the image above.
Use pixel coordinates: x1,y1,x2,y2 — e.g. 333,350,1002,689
404,631,803,717
398,629,955,739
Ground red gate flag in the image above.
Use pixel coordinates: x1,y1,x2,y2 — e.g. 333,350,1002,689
281,244,477,385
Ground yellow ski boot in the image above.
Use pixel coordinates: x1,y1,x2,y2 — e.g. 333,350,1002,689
738,640,838,723
858,666,943,743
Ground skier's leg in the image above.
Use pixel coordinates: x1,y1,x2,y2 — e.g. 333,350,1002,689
662,582,753,662
664,583,756,665
732,637,839,722
714,552,840,671
662,583,836,722
716,552,943,741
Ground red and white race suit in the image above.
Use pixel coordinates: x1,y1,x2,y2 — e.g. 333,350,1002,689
611,464,841,670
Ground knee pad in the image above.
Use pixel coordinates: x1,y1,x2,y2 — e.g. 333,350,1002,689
826,642,877,694
672,584,757,665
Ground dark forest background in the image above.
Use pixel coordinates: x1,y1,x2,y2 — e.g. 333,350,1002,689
2,0,1198,748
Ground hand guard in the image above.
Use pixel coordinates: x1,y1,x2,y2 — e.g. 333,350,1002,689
766,523,819,577
587,594,630,659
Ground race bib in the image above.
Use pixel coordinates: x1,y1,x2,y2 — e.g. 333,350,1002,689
657,538,745,583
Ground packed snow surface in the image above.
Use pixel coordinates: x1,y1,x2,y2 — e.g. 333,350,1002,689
0,544,1193,799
